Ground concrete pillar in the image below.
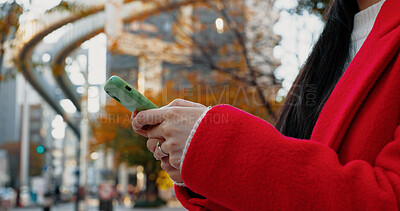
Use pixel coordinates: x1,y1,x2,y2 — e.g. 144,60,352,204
19,79,31,206
138,56,163,96
78,57,89,211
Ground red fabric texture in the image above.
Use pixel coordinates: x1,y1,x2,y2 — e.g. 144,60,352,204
175,0,400,210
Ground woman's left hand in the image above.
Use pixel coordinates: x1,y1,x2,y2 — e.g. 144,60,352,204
131,99,207,171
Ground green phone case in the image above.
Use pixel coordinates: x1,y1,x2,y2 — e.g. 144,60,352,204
104,76,159,112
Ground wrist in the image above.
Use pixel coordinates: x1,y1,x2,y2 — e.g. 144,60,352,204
173,180,186,187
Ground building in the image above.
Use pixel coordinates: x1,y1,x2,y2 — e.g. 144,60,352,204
103,0,280,198
106,0,280,93
0,150,9,187
0,75,23,144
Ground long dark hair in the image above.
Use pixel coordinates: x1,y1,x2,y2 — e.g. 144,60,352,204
275,0,359,139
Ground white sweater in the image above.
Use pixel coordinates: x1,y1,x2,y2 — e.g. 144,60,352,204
345,0,385,69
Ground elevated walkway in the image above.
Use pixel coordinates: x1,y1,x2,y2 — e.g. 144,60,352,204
15,0,198,138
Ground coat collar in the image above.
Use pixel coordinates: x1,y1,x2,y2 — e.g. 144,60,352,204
310,0,400,151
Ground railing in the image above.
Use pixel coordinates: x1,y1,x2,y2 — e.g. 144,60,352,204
15,4,107,137
50,12,105,58
49,11,106,110
44,0,185,110
13,2,107,64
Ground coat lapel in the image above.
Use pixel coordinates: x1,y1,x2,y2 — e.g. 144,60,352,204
310,0,400,151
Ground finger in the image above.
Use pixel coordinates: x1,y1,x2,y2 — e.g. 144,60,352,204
163,98,205,108
131,111,148,137
160,157,175,171
154,142,169,160
147,124,164,139
160,158,183,183
130,111,139,121
132,128,147,137
157,139,182,169
132,108,167,130
169,152,182,170
133,127,148,137
146,138,162,153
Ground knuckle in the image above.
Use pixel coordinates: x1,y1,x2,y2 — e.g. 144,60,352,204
169,141,180,150
171,98,183,105
160,160,171,171
163,141,176,152
135,112,146,125
169,155,181,169
161,124,173,137
166,107,179,117
163,142,171,152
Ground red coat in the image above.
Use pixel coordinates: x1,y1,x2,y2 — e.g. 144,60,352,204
175,0,400,210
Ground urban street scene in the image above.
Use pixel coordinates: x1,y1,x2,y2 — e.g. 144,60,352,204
5,0,391,210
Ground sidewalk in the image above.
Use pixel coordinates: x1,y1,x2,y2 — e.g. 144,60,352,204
11,202,186,211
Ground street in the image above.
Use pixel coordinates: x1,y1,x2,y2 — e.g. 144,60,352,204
11,201,186,211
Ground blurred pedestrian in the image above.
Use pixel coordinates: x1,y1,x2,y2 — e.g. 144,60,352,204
131,0,400,210
54,185,60,205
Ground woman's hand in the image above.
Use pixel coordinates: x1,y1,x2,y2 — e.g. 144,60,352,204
131,99,207,182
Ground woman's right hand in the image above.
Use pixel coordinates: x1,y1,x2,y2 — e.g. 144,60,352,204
131,99,206,184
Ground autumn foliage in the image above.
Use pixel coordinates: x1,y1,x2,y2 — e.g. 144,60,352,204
91,71,281,167
92,0,283,200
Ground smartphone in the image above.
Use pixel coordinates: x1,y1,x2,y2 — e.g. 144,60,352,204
104,76,159,112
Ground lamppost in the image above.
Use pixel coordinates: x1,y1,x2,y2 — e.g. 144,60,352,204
77,54,89,211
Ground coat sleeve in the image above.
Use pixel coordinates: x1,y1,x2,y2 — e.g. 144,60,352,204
175,105,400,210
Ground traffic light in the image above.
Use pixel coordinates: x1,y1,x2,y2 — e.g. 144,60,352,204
36,145,45,154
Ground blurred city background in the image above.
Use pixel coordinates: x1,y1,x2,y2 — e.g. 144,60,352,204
0,0,327,210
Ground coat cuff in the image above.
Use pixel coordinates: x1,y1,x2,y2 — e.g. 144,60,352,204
174,185,231,210
179,106,212,173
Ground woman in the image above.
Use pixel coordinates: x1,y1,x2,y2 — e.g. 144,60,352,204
131,0,400,209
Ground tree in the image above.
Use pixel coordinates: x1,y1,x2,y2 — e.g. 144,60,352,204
106,0,281,120
295,0,330,16
92,0,333,204
95,1,283,203
0,1,22,80
170,0,282,119
91,70,281,200
91,100,163,202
